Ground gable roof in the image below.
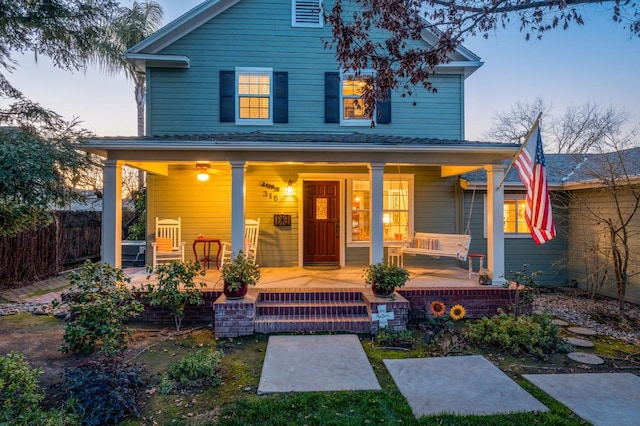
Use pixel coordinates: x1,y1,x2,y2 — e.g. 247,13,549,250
125,0,482,76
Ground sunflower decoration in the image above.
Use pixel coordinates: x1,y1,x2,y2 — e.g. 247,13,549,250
449,304,466,321
429,300,446,317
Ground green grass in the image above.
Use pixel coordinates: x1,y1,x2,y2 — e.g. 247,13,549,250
123,331,591,425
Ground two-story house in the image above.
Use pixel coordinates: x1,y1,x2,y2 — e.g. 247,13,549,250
81,0,520,287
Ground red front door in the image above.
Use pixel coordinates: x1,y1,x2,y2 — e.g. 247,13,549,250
303,181,340,265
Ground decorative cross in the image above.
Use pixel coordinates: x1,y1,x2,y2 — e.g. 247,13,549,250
372,305,395,328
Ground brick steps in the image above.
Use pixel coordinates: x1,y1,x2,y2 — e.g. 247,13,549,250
254,291,370,334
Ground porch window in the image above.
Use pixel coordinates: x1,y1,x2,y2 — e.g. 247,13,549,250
341,71,374,126
349,177,413,243
236,67,273,125
484,194,531,238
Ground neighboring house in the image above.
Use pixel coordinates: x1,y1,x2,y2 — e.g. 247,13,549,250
463,148,640,304
80,0,523,284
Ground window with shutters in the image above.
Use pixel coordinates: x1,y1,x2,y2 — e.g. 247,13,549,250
236,67,272,125
292,0,323,28
341,71,375,126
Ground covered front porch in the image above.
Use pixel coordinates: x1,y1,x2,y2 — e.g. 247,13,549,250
81,134,519,287
129,264,518,338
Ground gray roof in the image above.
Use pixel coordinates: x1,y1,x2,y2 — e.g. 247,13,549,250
92,131,512,147
463,146,640,188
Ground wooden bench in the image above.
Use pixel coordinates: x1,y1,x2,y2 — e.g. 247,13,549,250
401,232,471,262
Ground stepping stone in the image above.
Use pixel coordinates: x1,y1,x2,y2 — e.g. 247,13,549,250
552,319,569,326
567,352,604,365
567,326,597,336
565,337,595,348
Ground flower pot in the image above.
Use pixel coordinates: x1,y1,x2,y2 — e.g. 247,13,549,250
371,282,394,297
224,282,248,299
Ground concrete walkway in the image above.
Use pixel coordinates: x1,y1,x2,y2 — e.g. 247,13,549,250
257,335,640,424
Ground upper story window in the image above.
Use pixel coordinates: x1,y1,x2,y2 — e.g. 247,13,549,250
341,71,374,126
292,0,323,28
236,67,273,125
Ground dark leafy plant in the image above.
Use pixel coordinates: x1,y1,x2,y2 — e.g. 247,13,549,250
467,309,567,359
60,260,144,356
421,301,467,354
0,351,80,425
503,264,541,317
160,349,224,394
143,260,206,332
374,327,415,348
363,261,409,292
63,356,147,426
221,250,261,291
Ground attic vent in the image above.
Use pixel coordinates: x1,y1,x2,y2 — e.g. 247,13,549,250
292,0,323,28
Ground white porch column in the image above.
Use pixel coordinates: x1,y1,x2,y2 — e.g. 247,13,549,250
486,164,506,286
369,162,385,264
230,161,246,255
102,160,123,267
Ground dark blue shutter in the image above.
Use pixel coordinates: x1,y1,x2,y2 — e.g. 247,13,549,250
220,70,235,122
273,71,288,123
325,72,340,123
377,91,391,124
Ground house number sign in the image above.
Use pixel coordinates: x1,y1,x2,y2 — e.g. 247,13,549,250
261,181,280,202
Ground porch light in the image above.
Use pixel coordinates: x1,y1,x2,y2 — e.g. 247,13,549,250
196,162,210,182
286,180,294,194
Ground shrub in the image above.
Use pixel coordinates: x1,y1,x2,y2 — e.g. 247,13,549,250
63,356,147,425
60,260,144,356
0,351,80,425
160,349,224,394
143,260,206,332
374,327,415,348
467,309,566,358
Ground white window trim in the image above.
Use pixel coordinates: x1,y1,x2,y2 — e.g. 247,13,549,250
235,67,273,126
340,70,376,127
347,174,414,247
483,193,531,239
291,0,323,28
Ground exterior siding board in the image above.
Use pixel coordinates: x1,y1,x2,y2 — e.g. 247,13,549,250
567,188,640,304
462,190,568,286
146,0,465,139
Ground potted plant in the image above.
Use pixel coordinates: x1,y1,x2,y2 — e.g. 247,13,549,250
363,261,410,297
220,250,261,299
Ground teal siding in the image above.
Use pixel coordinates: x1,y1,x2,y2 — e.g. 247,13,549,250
146,0,465,139
463,190,569,286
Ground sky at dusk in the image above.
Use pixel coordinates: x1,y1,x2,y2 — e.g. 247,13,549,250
9,1,640,141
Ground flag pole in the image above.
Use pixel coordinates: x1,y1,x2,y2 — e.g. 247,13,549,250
496,111,543,190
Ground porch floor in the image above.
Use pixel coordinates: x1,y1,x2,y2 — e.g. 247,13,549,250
126,265,486,291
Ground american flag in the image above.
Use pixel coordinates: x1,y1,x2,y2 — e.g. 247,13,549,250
513,122,556,245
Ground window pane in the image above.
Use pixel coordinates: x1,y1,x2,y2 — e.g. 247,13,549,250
517,200,529,233
352,180,370,241
238,73,270,95
239,97,270,119
384,180,409,241
343,98,366,119
342,77,365,96
504,201,516,233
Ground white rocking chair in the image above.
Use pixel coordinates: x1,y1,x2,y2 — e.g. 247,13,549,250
151,217,185,268
220,218,260,268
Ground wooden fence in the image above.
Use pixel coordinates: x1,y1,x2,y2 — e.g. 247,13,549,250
0,211,101,289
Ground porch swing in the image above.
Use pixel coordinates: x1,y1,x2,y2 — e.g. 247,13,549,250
400,173,473,263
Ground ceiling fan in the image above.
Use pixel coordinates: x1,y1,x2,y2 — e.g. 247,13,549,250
193,162,221,182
